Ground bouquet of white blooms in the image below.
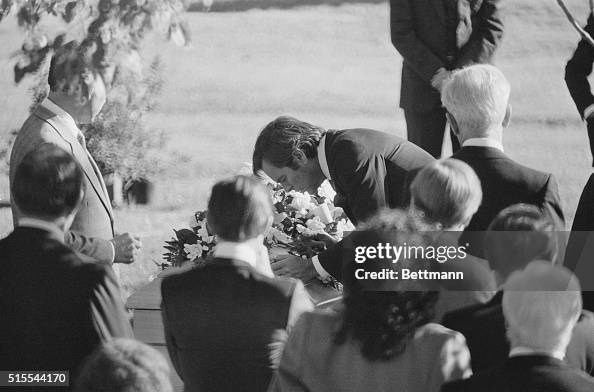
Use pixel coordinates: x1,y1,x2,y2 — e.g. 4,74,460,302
162,179,354,277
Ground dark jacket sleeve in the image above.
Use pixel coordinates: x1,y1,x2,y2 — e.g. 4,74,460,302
566,14,594,118
161,280,184,381
89,267,134,340
317,238,347,281
390,0,445,84
455,0,504,67
65,231,114,265
541,174,566,231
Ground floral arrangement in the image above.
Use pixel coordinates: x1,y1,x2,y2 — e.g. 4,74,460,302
162,179,354,282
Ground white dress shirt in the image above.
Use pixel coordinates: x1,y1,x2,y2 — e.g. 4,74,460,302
509,346,565,361
311,134,332,279
213,241,313,327
18,217,64,241
462,137,504,152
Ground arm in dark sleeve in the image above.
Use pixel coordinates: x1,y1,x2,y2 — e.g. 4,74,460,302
390,0,445,83
565,14,594,117
455,0,504,67
90,267,133,340
161,282,184,380
65,231,114,265
541,174,566,231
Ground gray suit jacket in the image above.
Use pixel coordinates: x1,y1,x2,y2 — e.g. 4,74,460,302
390,0,504,112
10,103,115,263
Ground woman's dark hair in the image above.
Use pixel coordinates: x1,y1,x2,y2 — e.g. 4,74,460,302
252,116,326,172
12,144,84,219
335,290,439,361
336,209,439,361
207,175,273,241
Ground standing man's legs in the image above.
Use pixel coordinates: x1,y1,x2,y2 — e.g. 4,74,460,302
404,108,459,158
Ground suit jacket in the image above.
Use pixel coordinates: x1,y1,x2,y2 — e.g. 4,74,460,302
269,312,471,392
161,258,311,392
442,355,594,392
564,173,594,312
0,227,133,387
452,146,565,257
565,14,594,119
317,128,434,279
10,103,115,263
390,0,504,112
442,291,594,376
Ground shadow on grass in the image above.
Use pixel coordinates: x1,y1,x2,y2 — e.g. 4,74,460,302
188,0,386,12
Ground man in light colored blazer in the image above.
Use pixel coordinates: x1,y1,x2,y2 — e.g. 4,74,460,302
10,40,140,265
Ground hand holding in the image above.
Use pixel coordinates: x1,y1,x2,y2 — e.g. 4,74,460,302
111,233,142,264
271,254,318,282
431,67,451,92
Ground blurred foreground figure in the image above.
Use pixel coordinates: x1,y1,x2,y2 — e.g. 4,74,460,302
269,212,471,392
74,338,172,392
161,175,313,392
443,261,594,392
0,145,133,388
10,40,141,266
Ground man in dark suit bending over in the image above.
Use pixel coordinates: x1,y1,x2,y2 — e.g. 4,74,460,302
252,116,434,281
0,145,133,385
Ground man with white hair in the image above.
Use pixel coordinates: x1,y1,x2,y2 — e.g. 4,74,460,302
442,261,594,392
443,64,565,257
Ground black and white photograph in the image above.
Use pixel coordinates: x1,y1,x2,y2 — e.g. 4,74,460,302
1,0,594,391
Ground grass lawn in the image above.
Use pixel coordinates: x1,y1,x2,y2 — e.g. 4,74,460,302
0,0,592,295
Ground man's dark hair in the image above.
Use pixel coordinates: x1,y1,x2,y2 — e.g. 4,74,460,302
485,203,559,279
48,40,99,93
12,144,84,219
252,116,326,173
207,175,273,242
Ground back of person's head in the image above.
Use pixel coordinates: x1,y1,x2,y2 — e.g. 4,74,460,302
48,40,98,94
441,64,510,137
503,261,582,355
410,159,482,229
12,144,84,221
485,204,559,280
252,116,326,172
74,338,172,392
337,209,439,361
207,175,273,242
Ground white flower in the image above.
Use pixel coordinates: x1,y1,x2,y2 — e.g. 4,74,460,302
197,225,214,243
311,203,333,224
335,219,355,239
306,217,326,233
317,180,336,200
184,244,202,261
189,214,200,228
288,191,315,211
296,224,306,234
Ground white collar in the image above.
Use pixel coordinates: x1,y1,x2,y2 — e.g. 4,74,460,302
462,137,504,152
213,241,258,268
509,346,565,361
18,217,65,242
40,98,80,140
317,134,331,181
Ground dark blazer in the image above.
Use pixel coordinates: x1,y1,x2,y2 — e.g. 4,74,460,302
442,355,594,392
565,173,594,311
452,146,565,257
10,103,115,263
161,258,306,392
0,227,133,386
442,292,594,376
390,0,504,112
317,128,434,279
565,14,594,165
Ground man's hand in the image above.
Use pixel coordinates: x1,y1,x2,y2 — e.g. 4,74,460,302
431,67,451,92
271,254,318,282
111,233,142,264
